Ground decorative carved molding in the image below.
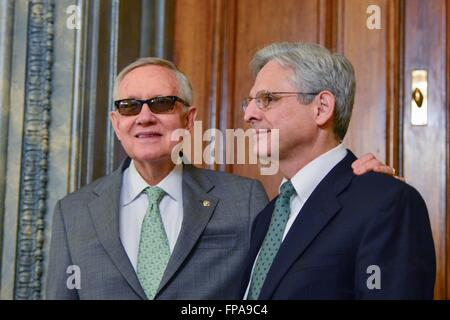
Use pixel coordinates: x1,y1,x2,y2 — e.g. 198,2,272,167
15,0,54,300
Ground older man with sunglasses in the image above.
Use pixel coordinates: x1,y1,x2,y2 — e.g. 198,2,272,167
46,57,393,300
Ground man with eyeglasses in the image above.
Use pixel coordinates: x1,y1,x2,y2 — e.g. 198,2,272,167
46,57,394,299
240,42,436,300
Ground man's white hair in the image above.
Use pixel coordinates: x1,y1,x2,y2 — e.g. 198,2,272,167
113,57,193,106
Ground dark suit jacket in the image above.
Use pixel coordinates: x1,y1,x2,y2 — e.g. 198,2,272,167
241,150,436,299
46,158,268,299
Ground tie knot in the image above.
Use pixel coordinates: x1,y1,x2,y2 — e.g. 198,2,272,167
144,186,166,205
280,180,295,198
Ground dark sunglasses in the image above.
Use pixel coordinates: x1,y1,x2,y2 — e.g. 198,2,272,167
114,96,190,116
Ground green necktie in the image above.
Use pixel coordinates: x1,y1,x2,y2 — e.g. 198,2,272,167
247,180,296,300
136,186,170,300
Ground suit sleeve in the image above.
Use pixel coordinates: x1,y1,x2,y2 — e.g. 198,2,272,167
45,200,79,300
354,185,436,299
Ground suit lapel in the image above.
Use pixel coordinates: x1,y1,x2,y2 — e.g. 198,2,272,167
156,164,218,296
258,151,356,299
87,158,147,300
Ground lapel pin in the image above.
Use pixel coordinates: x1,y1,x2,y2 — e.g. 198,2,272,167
202,200,211,207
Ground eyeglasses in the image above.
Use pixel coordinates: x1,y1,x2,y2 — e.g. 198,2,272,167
241,90,319,112
114,96,190,116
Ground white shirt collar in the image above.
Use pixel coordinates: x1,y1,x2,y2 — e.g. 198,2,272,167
121,160,183,206
280,144,347,203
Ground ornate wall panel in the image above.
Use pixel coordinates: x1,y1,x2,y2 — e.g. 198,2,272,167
14,0,55,300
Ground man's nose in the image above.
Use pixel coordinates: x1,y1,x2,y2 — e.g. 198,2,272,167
136,103,157,124
243,100,261,124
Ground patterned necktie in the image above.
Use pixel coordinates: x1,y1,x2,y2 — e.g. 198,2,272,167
136,186,170,300
247,180,296,300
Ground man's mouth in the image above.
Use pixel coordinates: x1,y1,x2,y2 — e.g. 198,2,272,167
255,129,271,135
134,132,163,139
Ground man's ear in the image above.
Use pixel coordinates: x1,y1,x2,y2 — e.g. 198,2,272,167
315,91,335,126
185,106,197,131
109,111,122,141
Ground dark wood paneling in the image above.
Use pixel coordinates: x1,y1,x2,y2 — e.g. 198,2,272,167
403,0,447,300
114,0,145,169
173,0,239,170
173,0,214,131
172,0,216,169
117,0,142,71
386,0,401,172
220,0,238,173
339,0,392,162
319,0,338,49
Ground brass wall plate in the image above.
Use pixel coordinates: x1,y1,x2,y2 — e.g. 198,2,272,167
411,70,428,126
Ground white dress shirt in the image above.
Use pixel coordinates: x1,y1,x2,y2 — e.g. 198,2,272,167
244,144,347,298
281,144,347,240
119,160,183,271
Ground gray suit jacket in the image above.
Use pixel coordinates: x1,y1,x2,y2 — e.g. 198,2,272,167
46,159,268,299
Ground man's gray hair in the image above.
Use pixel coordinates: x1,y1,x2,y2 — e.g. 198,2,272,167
251,42,356,140
113,57,193,106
